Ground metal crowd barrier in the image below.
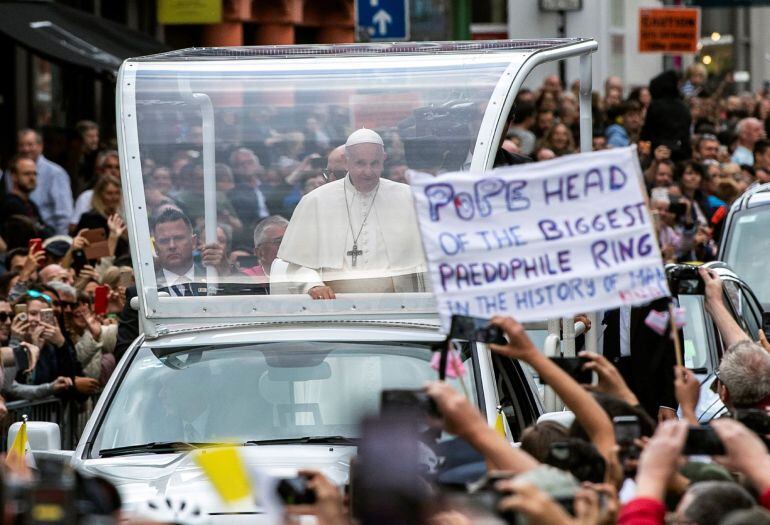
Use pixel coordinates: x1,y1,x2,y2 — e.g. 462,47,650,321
1,396,95,451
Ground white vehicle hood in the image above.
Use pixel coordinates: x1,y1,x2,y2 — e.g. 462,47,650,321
77,445,355,524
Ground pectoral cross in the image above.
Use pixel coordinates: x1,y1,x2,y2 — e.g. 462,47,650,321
347,243,363,267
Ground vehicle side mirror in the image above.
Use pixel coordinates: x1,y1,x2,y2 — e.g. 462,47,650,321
8,421,61,451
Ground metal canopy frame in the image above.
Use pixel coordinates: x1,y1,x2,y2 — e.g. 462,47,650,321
116,39,598,340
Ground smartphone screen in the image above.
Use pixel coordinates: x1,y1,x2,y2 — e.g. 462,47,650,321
93,285,109,316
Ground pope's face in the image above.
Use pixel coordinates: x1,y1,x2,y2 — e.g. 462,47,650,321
347,143,385,193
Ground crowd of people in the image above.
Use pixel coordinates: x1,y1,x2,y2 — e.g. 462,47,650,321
0,63,768,523
271,268,770,525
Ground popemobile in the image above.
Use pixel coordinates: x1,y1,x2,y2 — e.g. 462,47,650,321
13,39,602,523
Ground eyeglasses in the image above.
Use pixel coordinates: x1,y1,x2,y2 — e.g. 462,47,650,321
0,312,14,322
321,169,347,181
259,236,283,247
58,300,78,309
25,290,53,304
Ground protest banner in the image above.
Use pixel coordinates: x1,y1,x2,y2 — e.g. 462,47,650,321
408,146,670,332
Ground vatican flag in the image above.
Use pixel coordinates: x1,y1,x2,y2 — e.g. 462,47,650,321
6,419,29,473
494,407,507,438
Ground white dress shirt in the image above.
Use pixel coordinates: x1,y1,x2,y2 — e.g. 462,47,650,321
162,265,195,296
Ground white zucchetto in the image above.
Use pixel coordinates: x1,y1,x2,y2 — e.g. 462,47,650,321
345,128,384,148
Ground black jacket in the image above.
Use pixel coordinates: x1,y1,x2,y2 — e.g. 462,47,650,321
640,71,692,162
603,298,678,418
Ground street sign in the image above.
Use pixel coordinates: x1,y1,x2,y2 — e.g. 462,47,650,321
356,0,409,41
638,7,700,54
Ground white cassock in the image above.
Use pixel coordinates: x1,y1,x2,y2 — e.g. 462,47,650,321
275,176,427,293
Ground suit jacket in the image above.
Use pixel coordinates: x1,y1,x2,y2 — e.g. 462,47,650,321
156,263,210,296
603,299,677,418
227,183,268,232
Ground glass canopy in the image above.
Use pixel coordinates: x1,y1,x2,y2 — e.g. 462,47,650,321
117,39,597,326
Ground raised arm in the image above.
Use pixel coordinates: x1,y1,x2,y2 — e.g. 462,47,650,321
425,381,539,474
700,267,749,350
489,316,617,465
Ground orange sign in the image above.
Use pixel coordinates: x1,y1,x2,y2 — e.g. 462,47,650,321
639,7,700,54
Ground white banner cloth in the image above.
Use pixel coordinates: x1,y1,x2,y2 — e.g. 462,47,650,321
408,147,670,332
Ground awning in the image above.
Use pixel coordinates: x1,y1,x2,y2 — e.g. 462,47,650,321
0,0,170,77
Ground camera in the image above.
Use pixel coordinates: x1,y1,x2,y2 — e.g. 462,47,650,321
667,265,705,295
398,100,475,172
276,476,316,505
449,315,507,345
381,389,440,420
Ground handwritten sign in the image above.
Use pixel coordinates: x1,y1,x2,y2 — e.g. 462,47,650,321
408,147,670,332
639,7,700,54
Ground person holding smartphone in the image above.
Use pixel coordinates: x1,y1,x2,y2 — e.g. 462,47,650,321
14,288,98,398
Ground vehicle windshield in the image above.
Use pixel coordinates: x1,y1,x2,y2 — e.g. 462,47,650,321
91,341,476,457
123,52,521,316
723,206,770,308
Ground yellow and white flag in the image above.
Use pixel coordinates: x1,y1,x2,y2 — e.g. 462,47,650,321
6,419,30,474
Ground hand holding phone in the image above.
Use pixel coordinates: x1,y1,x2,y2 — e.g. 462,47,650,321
449,315,506,344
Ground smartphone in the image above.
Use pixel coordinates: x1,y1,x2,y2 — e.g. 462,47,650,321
543,356,592,384
763,312,770,341
71,249,88,273
449,315,506,344
683,426,725,455
381,389,440,419
40,308,55,326
93,285,109,316
14,304,27,316
613,415,642,460
28,238,43,266
276,476,316,505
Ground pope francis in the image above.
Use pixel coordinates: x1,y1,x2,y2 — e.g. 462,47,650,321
275,128,427,299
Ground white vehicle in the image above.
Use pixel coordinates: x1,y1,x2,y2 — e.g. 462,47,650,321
19,39,599,522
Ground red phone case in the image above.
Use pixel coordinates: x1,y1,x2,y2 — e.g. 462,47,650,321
94,286,109,315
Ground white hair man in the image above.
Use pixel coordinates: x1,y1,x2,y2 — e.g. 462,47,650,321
277,129,426,299
731,118,766,165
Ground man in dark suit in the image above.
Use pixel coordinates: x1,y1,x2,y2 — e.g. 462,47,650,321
603,297,678,422
152,208,228,296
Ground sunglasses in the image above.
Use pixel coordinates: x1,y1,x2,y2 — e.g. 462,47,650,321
25,290,53,304
0,312,14,322
57,300,78,309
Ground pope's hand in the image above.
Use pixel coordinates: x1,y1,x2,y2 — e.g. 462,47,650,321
308,286,336,300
